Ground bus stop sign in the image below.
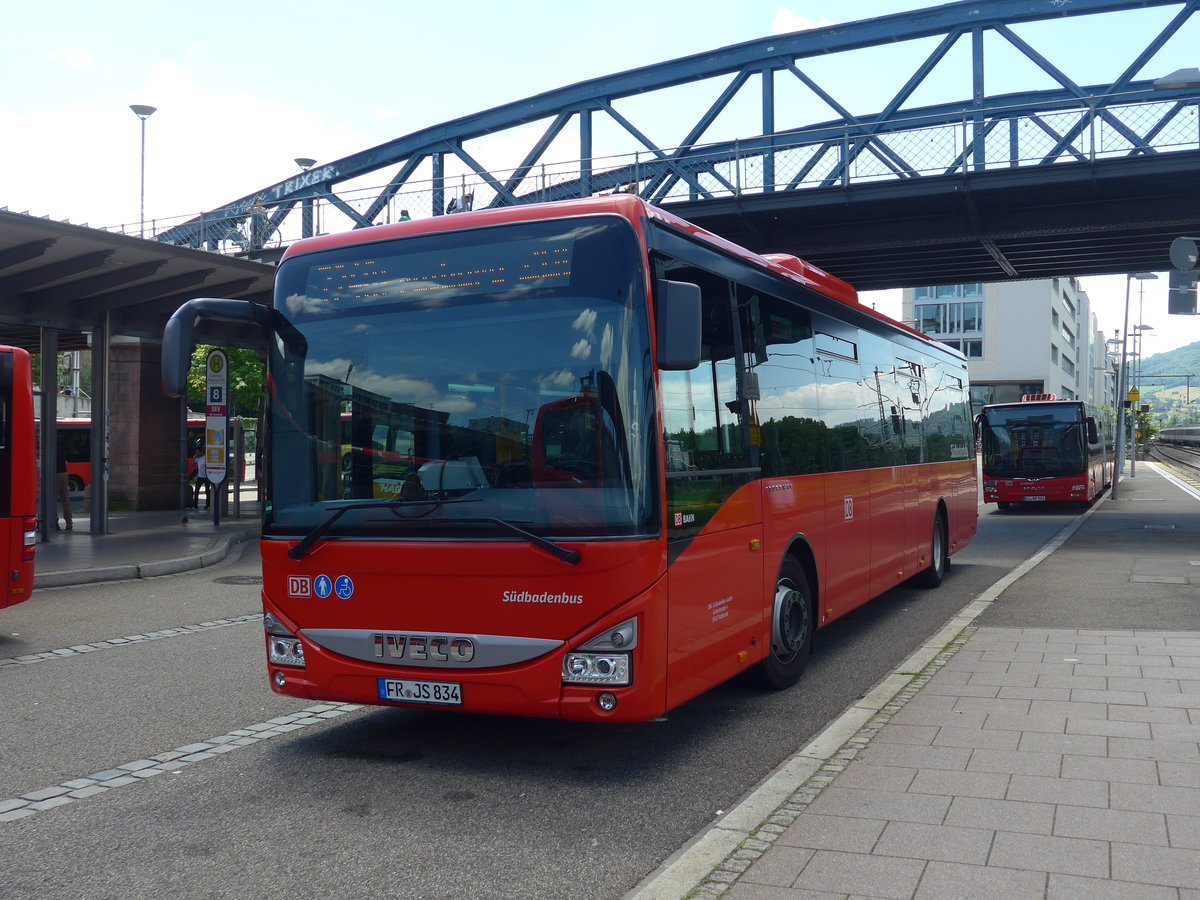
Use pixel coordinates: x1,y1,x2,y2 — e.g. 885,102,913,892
205,349,228,484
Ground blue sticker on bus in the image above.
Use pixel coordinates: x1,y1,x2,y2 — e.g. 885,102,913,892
334,575,355,600
313,575,333,599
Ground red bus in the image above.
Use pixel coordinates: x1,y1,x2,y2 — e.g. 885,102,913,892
979,396,1112,509
48,415,206,490
1,346,37,608
162,194,977,722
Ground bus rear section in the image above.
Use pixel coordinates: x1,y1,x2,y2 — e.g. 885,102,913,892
979,397,1112,508
0,347,37,608
162,194,976,723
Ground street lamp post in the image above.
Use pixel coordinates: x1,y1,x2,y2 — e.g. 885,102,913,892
130,104,157,238
295,158,317,239
1113,272,1158,499
1130,323,1154,476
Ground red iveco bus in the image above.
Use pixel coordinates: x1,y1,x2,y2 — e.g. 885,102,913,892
1,346,37,608
979,395,1112,509
162,194,977,722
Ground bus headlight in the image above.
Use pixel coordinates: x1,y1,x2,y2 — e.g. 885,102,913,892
563,617,637,685
562,652,630,685
264,612,306,668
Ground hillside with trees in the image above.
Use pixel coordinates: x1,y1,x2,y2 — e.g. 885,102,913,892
1137,340,1200,425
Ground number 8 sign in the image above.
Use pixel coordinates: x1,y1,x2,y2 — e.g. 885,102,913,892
205,349,229,484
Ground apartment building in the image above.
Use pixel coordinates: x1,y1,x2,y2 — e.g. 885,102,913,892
900,278,1115,413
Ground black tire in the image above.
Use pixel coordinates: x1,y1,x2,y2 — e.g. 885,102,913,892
913,511,948,589
67,475,84,493
748,559,813,690
996,501,1010,511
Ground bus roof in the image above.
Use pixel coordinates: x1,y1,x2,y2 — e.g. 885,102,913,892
278,194,939,350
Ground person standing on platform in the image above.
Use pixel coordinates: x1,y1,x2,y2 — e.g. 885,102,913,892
56,454,73,531
192,449,211,510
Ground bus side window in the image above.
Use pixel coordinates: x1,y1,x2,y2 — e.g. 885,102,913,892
660,268,747,474
752,295,825,476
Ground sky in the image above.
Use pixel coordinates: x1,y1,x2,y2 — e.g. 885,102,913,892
4,0,1200,356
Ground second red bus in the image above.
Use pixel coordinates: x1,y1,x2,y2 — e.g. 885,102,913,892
979,396,1113,509
1,346,37,608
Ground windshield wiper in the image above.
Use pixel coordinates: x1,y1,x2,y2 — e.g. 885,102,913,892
285,501,581,565
287,498,474,560
448,517,582,566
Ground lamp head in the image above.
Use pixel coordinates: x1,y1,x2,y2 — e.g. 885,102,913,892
295,157,317,171
130,104,157,119
1154,68,1200,91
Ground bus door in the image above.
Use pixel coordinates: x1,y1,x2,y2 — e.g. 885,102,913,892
660,270,763,705
861,340,915,598
813,321,873,617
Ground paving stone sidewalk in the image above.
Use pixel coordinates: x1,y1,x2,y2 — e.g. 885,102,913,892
697,625,1200,899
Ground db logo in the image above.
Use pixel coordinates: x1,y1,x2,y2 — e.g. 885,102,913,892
844,497,855,521
287,576,312,598
674,513,683,526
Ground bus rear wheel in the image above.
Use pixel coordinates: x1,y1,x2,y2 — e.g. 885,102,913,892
996,501,1010,511
67,475,84,493
913,511,948,589
749,559,812,690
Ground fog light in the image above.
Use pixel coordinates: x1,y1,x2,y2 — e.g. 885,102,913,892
562,651,630,685
597,692,617,711
273,670,286,687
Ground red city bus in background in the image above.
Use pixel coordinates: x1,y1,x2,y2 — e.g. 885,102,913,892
162,194,977,723
0,346,37,608
49,415,207,490
979,395,1113,509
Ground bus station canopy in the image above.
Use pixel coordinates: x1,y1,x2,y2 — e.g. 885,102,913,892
0,209,276,352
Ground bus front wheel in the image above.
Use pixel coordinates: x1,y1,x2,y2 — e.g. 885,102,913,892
750,559,813,690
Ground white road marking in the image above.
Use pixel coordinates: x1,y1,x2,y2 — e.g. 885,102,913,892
0,614,262,668
0,702,361,823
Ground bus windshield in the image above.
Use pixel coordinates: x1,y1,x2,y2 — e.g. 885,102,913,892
265,216,656,541
980,404,1086,478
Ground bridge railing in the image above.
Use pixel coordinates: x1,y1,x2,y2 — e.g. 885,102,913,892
104,91,1200,256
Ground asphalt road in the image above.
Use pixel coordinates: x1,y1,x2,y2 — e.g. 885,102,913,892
0,504,1075,900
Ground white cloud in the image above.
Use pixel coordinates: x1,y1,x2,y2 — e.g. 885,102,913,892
772,10,833,34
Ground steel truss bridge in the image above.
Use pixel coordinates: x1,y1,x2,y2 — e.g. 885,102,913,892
152,0,1200,291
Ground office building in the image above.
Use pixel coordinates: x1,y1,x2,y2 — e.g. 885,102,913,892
900,278,1116,413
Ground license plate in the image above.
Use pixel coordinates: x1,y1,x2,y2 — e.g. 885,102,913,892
1023,496,1046,502
378,678,462,705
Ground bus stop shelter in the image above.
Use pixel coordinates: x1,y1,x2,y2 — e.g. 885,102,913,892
0,208,276,538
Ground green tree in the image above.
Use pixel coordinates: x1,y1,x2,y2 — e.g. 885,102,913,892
186,345,265,418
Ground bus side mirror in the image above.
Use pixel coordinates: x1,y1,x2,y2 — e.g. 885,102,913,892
656,280,701,371
1086,416,1099,444
161,298,307,397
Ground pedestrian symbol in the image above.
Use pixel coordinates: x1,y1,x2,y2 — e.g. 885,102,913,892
313,575,333,599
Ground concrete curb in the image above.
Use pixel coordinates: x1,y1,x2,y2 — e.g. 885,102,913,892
33,527,257,590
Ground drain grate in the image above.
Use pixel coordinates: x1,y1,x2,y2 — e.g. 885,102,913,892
212,575,264,585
